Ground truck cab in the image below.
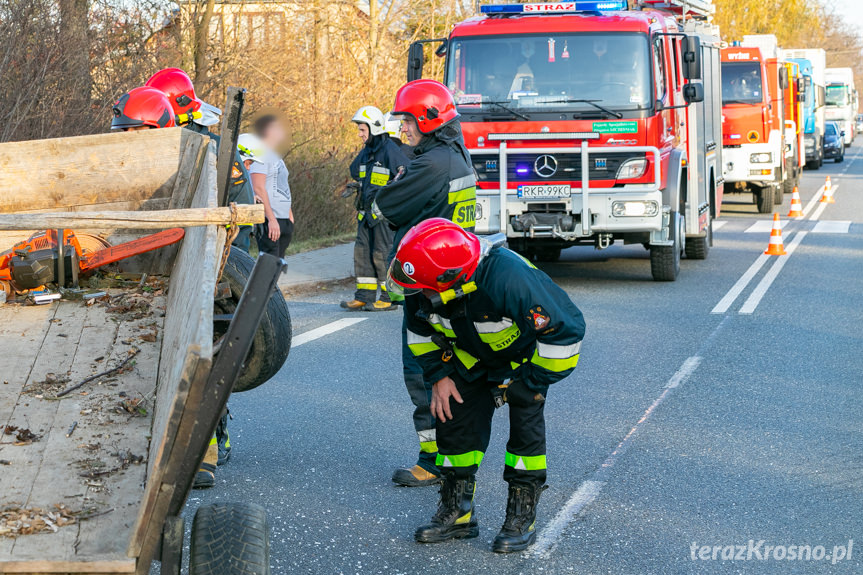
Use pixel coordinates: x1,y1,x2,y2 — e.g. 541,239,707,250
825,68,858,146
786,55,826,169
720,44,787,213
409,0,723,281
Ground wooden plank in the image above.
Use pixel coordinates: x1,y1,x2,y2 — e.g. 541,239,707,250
0,306,55,430
167,136,209,210
0,558,135,573
0,129,208,214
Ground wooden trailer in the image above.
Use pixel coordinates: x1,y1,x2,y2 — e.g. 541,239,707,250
0,127,285,574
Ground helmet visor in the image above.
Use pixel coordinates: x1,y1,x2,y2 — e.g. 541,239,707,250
194,101,222,126
386,257,423,297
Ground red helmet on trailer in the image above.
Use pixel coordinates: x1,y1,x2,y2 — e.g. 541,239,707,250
110,87,176,130
145,68,202,116
386,218,481,296
392,79,459,135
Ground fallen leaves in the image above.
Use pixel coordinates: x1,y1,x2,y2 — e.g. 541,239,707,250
0,504,76,537
2,425,39,445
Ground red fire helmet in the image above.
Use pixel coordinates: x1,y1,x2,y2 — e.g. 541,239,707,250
387,218,481,295
392,79,459,135
111,87,176,130
145,68,202,116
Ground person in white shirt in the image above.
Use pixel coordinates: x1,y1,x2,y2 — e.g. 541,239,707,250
250,114,294,258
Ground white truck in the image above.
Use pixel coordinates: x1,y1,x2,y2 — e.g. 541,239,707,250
784,48,827,168
825,68,858,146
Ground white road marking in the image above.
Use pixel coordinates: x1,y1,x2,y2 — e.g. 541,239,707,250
745,220,786,233
292,317,367,347
739,231,808,315
712,220,728,230
808,186,838,222
711,254,771,314
665,356,703,389
800,185,824,219
812,220,851,234
531,317,732,559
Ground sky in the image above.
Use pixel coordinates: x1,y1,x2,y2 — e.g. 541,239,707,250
830,0,863,39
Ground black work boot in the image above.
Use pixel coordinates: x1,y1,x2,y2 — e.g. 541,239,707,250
415,475,479,543
492,483,548,553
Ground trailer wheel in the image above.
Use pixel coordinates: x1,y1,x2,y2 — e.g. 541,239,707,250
215,247,291,393
650,212,681,281
190,502,270,575
755,188,773,214
685,220,711,260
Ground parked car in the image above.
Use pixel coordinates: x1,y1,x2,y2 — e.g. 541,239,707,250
856,114,863,135
824,121,845,162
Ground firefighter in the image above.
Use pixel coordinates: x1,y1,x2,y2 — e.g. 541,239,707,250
373,79,476,488
387,218,586,553
340,106,409,312
110,87,176,131
383,111,415,158
145,68,256,252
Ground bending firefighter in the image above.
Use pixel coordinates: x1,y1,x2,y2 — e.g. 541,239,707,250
387,219,586,553
341,106,409,311
374,79,477,487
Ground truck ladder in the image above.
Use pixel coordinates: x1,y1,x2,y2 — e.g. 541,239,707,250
635,0,714,20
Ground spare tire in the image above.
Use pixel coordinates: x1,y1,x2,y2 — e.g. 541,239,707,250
190,502,270,575
214,247,291,392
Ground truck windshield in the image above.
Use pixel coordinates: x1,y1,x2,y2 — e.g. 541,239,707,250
721,62,763,105
826,85,849,107
444,33,651,115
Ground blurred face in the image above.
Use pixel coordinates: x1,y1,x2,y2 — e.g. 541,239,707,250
243,159,254,170
123,126,151,132
357,123,370,143
261,119,286,149
401,116,422,147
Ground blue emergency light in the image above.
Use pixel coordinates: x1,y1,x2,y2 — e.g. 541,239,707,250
480,1,627,14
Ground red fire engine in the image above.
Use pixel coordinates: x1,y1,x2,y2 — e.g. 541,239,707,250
407,0,723,281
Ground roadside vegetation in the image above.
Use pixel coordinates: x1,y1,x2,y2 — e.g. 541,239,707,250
1,0,860,246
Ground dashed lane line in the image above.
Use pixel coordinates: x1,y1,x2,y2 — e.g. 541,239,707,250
745,220,787,233
711,253,771,314
292,317,368,348
738,231,808,315
812,220,852,234
712,220,728,230
531,316,731,559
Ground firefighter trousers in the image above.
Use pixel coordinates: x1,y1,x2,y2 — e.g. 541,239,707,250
353,218,394,303
402,312,438,473
436,372,546,486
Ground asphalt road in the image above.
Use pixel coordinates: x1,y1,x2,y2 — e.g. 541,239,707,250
177,140,863,574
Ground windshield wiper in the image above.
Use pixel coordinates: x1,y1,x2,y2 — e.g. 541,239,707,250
480,100,530,121
542,99,623,119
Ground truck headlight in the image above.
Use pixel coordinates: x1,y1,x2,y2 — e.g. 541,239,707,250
612,201,659,217
615,158,648,180
750,153,772,163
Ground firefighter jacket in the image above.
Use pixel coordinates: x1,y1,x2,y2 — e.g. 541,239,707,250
405,247,585,392
349,134,410,223
374,121,477,253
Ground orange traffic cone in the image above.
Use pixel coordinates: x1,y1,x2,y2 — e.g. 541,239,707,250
820,176,835,204
787,186,804,217
764,213,787,256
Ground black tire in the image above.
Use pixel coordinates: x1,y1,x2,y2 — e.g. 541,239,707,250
650,212,680,281
755,188,773,214
836,153,844,163
535,248,562,262
782,175,797,195
216,247,291,393
685,220,711,260
773,183,783,205
190,502,270,575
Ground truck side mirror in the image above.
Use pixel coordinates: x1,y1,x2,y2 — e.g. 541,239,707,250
683,82,705,104
779,71,789,90
435,39,448,58
682,36,702,80
796,93,806,103
797,77,806,93
407,42,425,82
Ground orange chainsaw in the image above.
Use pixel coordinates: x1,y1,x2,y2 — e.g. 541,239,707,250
0,228,185,293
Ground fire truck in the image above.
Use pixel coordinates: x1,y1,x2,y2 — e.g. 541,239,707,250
406,0,723,281
720,35,804,213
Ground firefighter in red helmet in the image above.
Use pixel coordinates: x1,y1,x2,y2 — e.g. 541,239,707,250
373,79,477,488
111,87,176,131
388,218,586,553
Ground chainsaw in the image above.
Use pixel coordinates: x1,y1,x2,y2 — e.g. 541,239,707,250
0,228,185,294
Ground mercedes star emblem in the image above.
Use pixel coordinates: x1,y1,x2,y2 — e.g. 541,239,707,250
534,155,558,178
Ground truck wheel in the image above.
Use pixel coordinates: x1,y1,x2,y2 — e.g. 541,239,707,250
782,175,797,195
190,502,270,575
215,247,291,393
685,220,711,260
650,212,681,281
755,188,773,214
773,184,784,205
535,248,561,262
